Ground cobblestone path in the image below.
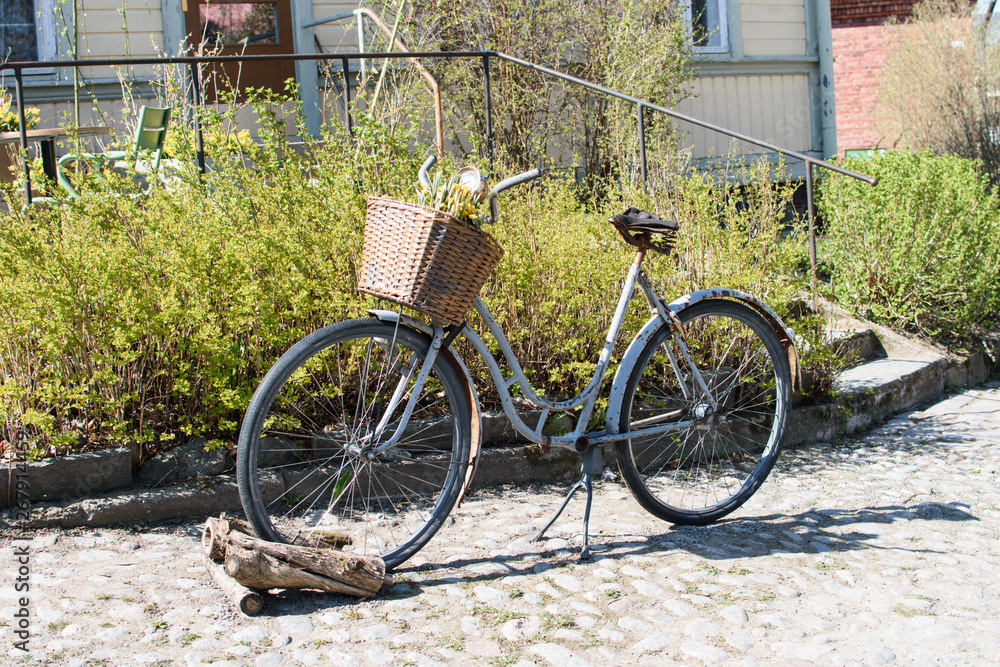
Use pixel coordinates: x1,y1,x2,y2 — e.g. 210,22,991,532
4,383,1000,666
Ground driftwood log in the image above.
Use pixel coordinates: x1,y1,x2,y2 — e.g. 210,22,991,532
201,516,390,615
203,554,264,615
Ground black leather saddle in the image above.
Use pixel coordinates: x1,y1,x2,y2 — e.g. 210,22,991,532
609,207,679,254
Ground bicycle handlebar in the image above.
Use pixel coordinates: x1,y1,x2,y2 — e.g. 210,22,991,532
418,155,436,187
417,155,541,224
488,168,541,223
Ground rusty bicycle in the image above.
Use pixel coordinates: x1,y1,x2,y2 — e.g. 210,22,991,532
236,156,795,570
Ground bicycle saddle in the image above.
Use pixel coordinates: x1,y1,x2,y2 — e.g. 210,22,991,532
609,207,679,254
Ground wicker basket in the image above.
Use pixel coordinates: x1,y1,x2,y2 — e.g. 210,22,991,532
358,196,504,325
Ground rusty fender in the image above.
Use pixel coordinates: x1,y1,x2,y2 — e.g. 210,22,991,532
605,289,799,435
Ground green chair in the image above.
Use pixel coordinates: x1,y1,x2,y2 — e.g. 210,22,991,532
56,106,171,199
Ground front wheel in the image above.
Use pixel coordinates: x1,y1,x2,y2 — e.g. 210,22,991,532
237,319,472,570
616,299,791,525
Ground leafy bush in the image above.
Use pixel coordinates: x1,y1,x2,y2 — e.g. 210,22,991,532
0,97,408,457
819,150,1000,339
0,88,39,133
407,0,691,178
1,104,817,457
475,160,811,401
876,0,1000,189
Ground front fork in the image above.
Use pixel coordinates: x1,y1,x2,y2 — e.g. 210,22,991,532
362,323,447,456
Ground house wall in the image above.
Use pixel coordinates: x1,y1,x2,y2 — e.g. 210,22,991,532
679,74,814,156
73,0,164,81
742,0,809,56
674,0,823,162
10,0,826,175
309,1,361,49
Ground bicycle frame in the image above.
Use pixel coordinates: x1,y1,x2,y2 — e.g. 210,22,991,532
369,248,718,454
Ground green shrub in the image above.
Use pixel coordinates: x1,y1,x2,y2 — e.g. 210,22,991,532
819,151,1000,339
1,108,815,456
476,160,811,402
0,99,402,456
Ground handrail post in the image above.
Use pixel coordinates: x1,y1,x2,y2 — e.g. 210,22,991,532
805,160,818,313
637,103,648,183
355,10,367,93
341,57,353,137
14,68,32,205
483,54,494,167
190,63,206,175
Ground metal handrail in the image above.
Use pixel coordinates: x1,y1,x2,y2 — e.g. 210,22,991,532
491,52,878,306
303,8,445,156
494,53,875,185
5,49,876,300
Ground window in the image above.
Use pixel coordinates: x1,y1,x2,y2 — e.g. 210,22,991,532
687,0,729,54
1,0,39,62
198,3,279,46
1,0,60,74
183,0,295,100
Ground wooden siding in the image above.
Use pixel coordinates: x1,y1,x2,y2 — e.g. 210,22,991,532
310,0,361,51
741,0,808,56
74,0,163,81
674,74,813,157
48,0,819,164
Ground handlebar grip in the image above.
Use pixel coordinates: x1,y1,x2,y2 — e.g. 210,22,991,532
488,168,542,224
418,155,436,187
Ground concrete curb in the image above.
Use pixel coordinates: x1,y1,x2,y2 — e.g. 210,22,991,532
14,447,583,529
784,350,993,447
5,339,997,530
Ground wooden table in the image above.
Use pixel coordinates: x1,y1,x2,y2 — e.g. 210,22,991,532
0,126,111,194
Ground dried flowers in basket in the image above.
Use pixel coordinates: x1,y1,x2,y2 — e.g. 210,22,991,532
416,166,489,228
357,165,503,325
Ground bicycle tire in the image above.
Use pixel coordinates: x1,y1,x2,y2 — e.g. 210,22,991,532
237,318,472,570
616,299,791,525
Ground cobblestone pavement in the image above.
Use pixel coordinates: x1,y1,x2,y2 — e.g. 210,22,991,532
4,382,1000,666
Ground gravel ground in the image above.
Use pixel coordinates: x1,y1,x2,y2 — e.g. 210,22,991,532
3,382,1000,666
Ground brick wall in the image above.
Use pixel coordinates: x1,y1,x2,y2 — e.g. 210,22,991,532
831,23,905,154
831,1,919,155
831,0,921,27
830,1,978,155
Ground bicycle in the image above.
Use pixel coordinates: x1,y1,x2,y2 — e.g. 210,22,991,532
236,156,795,570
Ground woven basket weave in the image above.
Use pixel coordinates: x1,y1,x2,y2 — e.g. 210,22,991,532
358,196,504,325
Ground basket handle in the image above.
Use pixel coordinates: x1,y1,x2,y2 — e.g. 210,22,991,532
488,168,542,224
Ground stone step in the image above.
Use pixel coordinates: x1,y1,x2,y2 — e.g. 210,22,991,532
825,327,885,366
784,348,994,447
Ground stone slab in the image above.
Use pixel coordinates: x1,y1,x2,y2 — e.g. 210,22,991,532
0,447,133,507
784,404,839,448
469,445,585,489
825,328,885,366
137,436,230,487
835,358,948,433
21,473,283,529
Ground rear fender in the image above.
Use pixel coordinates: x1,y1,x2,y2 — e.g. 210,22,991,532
605,290,798,435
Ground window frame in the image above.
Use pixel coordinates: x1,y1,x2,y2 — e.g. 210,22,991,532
686,0,730,55
1,0,65,77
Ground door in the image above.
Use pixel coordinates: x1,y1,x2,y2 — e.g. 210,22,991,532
184,0,296,101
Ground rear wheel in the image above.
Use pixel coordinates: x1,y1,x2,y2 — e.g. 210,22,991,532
237,318,471,569
616,300,790,524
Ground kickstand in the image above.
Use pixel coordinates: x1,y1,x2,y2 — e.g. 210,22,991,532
530,446,602,559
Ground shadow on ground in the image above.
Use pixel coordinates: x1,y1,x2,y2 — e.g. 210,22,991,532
200,423,985,612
